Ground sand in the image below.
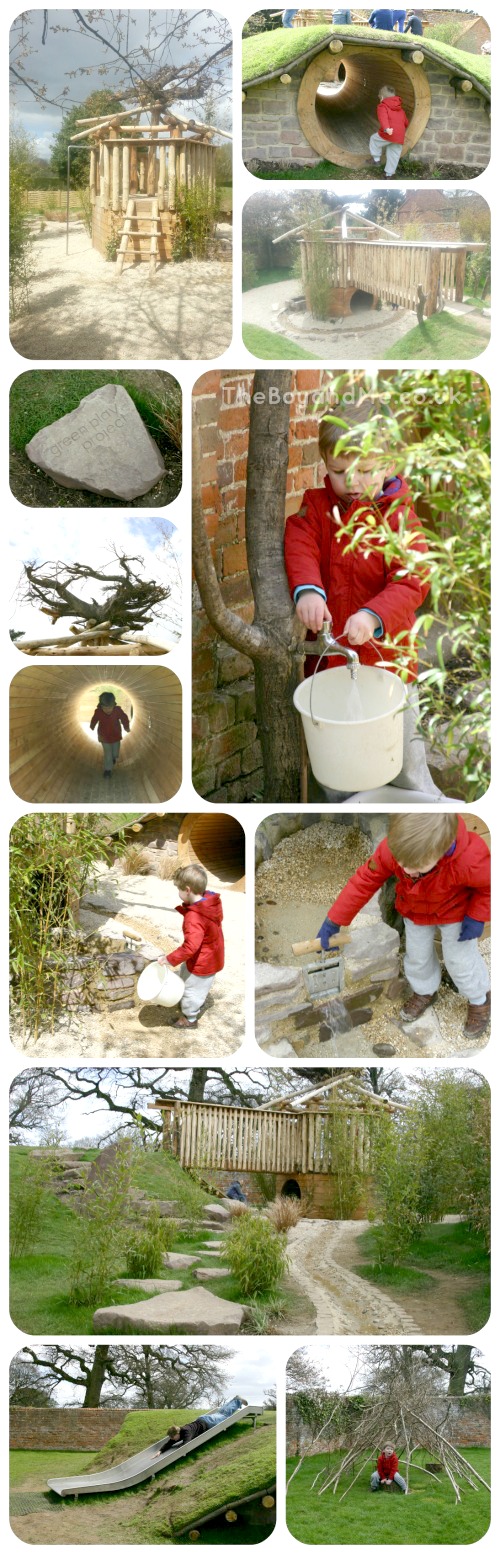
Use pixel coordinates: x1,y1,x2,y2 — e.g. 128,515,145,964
10,222,232,362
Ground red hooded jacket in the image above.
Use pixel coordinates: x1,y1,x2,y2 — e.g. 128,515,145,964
377,1452,399,1481
166,892,225,976
89,704,130,742
327,818,490,929
284,475,429,678
377,95,409,144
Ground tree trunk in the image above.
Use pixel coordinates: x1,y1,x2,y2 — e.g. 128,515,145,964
447,1345,474,1396
142,1346,155,1409
245,371,303,801
83,1345,110,1407
188,1069,208,1102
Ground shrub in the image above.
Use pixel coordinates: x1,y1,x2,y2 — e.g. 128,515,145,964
10,1153,54,1259
10,124,37,317
242,251,259,290
68,1140,135,1306
255,1172,277,1203
173,179,220,261
226,1199,250,1218
226,1212,289,1297
121,844,152,876
156,851,180,880
125,1206,177,1278
303,235,331,320
265,1196,301,1232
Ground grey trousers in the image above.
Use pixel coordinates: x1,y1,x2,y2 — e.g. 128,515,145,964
404,919,490,1006
179,963,216,1022
369,131,404,176
101,740,120,772
371,1470,407,1492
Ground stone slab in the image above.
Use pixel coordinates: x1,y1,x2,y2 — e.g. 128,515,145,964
195,1267,231,1280
25,384,165,500
162,1252,200,1270
93,1287,245,1335
112,1278,182,1293
255,963,304,1002
204,1203,230,1222
343,923,400,986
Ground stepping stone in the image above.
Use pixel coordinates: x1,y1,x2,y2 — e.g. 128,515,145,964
93,1288,245,1335
204,1204,231,1223
195,1267,230,1281
196,1249,222,1258
202,1240,224,1249
162,1252,200,1270
112,1279,182,1293
25,384,165,500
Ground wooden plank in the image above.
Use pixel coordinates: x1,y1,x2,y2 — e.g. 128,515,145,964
158,143,166,211
112,142,120,212
122,143,130,209
168,142,177,211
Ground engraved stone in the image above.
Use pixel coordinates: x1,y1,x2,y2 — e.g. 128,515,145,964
25,384,165,499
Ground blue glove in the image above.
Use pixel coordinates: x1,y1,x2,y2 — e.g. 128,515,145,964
317,918,340,952
459,916,484,942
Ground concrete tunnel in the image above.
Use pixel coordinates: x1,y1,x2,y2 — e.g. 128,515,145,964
297,47,431,167
10,664,182,805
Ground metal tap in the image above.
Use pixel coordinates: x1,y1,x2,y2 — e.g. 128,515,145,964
303,625,359,680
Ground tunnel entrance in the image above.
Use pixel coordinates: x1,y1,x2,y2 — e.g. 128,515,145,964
297,47,431,168
178,813,245,888
350,289,375,312
281,1178,301,1200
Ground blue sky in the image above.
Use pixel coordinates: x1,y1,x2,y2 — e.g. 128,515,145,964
10,8,232,160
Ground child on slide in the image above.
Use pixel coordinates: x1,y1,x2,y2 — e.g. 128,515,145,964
316,813,491,1039
158,863,224,1028
284,411,442,798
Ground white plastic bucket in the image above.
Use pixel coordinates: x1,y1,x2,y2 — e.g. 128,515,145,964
293,664,407,791
136,961,184,1008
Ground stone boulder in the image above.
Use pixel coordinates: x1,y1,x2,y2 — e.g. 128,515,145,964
93,1288,245,1335
112,1278,182,1293
204,1203,230,1223
162,1252,200,1270
25,384,165,500
195,1267,230,1280
343,922,400,987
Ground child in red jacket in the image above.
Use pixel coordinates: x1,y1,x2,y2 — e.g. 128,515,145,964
317,813,491,1038
158,864,224,1027
371,1444,407,1493
89,691,130,778
284,414,442,797
369,84,409,177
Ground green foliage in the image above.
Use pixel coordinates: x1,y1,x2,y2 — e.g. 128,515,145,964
226,1212,289,1297
10,122,37,317
173,179,220,261
311,371,490,798
242,249,260,290
125,1206,177,1279
105,232,119,262
10,1152,54,1259
9,813,123,1039
326,1105,363,1220
243,324,319,359
68,1141,135,1306
255,1172,277,1203
303,235,331,321
50,91,124,185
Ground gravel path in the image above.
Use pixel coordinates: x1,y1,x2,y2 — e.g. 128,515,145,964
243,278,414,357
10,223,232,361
287,1220,419,1336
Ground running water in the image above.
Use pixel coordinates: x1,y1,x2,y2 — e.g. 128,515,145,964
343,676,364,722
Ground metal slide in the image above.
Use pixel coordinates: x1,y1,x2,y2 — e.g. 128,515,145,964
47,1407,263,1499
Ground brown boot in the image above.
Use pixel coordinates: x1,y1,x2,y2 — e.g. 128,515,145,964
464,993,491,1039
400,991,437,1023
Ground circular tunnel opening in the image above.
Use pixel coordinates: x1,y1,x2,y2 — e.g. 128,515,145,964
298,47,431,168
178,813,245,889
10,665,182,805
281,1178,301,1200
350,288,375,312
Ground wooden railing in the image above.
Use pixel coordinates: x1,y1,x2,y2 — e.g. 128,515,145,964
161,1100,378,1175
300,237,468,315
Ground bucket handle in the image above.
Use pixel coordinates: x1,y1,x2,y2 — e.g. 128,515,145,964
308,636,397,727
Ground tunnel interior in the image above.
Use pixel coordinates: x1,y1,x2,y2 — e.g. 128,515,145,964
350,288,376,312
10,664,182,805
178,813,246,889
298,49,428,166
281,1178,301,1200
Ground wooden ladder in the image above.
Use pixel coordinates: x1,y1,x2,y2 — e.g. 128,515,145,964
116,197,160,277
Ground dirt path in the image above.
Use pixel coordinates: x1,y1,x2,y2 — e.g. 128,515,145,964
287,1220,419,1336
10,224,232,362
243,278,415,357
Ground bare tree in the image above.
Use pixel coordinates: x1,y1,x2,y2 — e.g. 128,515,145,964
9,1070,68,1143
18,1343,232,1409
193,369,304,800
19,551,171,640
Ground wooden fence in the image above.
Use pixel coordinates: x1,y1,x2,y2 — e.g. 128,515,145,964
300,237,468,315
160,1100,378,1175
92,137,217,214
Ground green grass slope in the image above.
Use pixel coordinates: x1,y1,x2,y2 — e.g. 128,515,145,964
286,1447,490,1545
385,312,488,360
243,324,320,360
242,26,491,93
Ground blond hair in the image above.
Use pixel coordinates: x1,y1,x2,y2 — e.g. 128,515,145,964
318,406,390,462
379,84,396,99
387,814,458,870
173,863,207,895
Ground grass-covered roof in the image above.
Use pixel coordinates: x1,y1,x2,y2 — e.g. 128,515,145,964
242,25,491,97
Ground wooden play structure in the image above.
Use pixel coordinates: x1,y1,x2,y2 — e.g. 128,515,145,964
71,100,231,274
273,208,485,319
154,1077,406,1218
242,26,491,172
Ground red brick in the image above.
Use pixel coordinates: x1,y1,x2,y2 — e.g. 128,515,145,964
193,371,220,397
221,575,253,608
202,482,222,513
199,424,218,456
223,541,248,578
201,451,218,482
219,405,250,432
234,457,248,483
295,370,320,391
221,431,248,458
295,417,320,441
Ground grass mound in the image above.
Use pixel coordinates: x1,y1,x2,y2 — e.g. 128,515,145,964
286,1447,490,1545
386,312,488,360
242,25,491,92
243,324,319,360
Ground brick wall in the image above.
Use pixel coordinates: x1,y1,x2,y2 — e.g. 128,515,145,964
202,1168,374,1220
192,369,329,801
287,1396,490,1455
243,62,490,171
10,1407,131,1451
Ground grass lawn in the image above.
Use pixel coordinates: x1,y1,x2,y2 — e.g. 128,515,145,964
10,1449,95,1490
9,369,182,508
250,161,479,182
243,265,295,292
243,324,319,360
355,1222,490,1332
386,311,488,360
286,1448,490,1544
